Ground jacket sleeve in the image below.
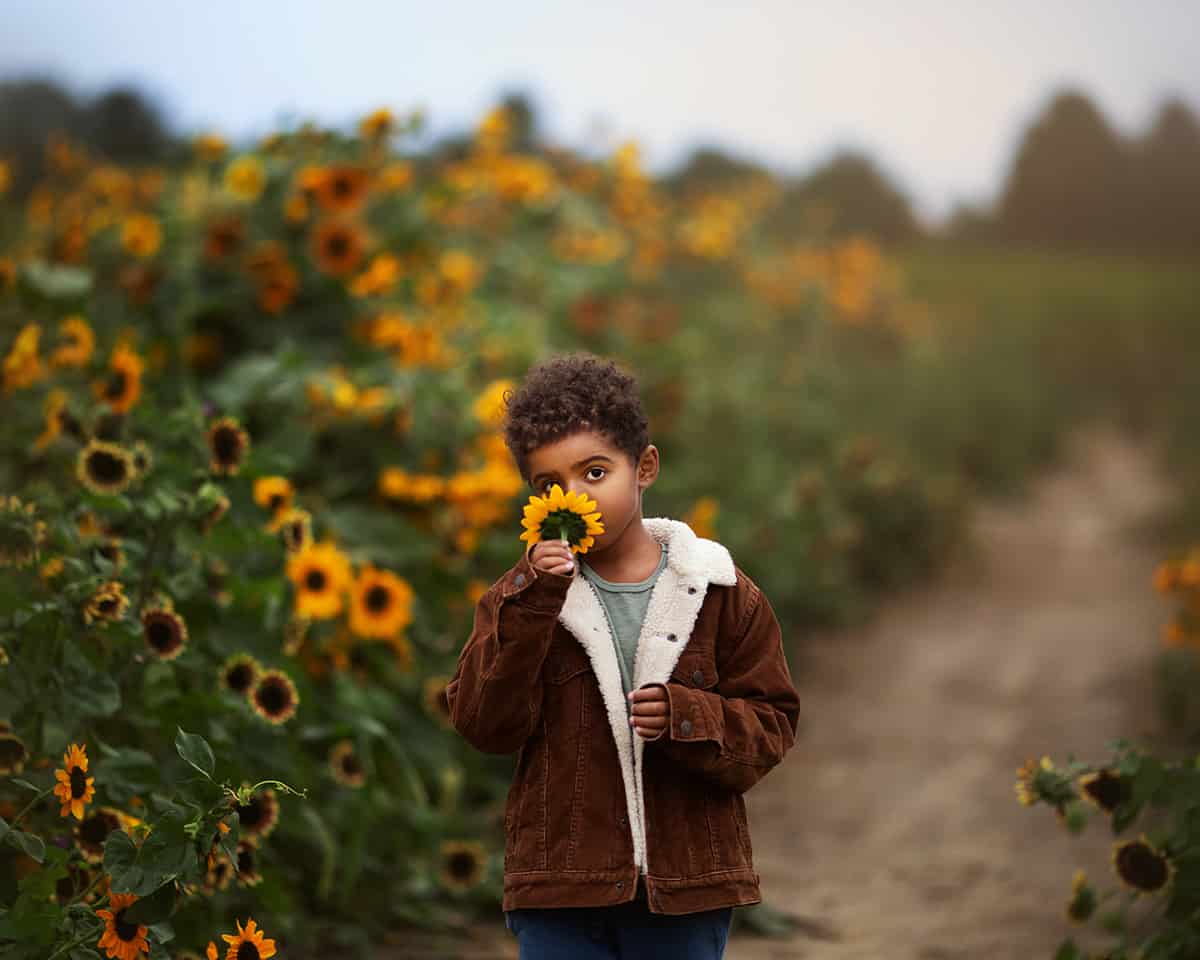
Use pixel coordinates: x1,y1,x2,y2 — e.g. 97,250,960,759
644,583,800,793
445,543,573,754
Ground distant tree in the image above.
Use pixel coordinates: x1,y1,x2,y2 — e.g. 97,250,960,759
662,145,767,199
82,86,170,163
496,90,539,154
943,202,1001,247
760,149,920,245
0,77,82,195
997,89,1133,251
1132,97,1200,252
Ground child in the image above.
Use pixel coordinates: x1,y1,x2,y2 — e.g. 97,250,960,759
446,351,801,959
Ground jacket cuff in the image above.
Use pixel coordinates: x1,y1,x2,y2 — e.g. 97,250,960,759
499,541,574,612
648,682,721,744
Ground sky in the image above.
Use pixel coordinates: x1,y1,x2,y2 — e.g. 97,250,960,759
4,1,1198,227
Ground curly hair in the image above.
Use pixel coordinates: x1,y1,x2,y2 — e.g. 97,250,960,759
502,351,650,486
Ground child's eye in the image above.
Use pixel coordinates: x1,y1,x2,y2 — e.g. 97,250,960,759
541,467,605,494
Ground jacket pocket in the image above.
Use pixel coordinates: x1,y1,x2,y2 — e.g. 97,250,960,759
705,786,750,869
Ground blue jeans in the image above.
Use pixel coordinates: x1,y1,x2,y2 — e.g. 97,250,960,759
504,879,733,959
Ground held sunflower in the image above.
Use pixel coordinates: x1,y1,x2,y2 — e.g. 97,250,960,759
518,482,604,555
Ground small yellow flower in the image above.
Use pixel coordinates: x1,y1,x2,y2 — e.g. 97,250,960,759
120,213,162,258
224,155,267,202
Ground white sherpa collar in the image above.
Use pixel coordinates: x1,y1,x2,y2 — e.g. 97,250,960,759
556,516,736,875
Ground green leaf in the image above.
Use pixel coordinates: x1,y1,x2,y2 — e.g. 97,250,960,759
22,260,93,300
174,727,214,780
105,808,194,895
1053,939,1079,960
122,880,177,925
8,828,45,863
147,921,175,944
8,778,41,793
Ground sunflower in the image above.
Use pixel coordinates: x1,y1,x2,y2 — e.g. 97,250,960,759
359,108,394,140
253,476,294,516
256,261,300,314
315,164,370,214
519,482,605,555
120,213,162,259
194,133,228,161
219,917,276,959
96,890,151,960
310,219,366,276
329,739,366,788
423,675,452,726
203,847,235,893
233,786,279,839
3,323,45,393
224,155,267,202
438,839,487,893
93,344,144,414
1077,768,1126,815
249,669,300,725
1112,835,1175,896
197,491,231,535
348,565,414,638
33,387,79,451
281,615,310,656
219,653,261,696
130,440,154,477
50,314,96,368
142,605,188,661
94,536,126,572
285,539,352,619
206,416,251,475
1064,868,1096,924
0,494,47,568
84,580,130,624
53,742,95,820
0,729,28,775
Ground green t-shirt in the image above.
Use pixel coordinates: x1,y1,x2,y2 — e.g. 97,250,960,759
578,544,669,708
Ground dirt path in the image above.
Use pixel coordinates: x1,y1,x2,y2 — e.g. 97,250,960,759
732,424,1177,960
393,424,1178,959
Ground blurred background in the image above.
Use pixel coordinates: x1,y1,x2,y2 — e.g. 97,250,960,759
1,3,1199,959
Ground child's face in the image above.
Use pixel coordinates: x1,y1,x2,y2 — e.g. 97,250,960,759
526,429,657,553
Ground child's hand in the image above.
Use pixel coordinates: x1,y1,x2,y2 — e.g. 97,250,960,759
628,685,670,739
530,539,576,577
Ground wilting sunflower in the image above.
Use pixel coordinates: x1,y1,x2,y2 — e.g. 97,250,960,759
248,668,300,725
95,536,126,572
519,482,605,555
234,836,264,887
438,839,488,893
74,806,123,864
348,565,415,638
224,155,267,203
34,387,82,452
203,847,236,893
1112,835,1175,896
219,917,276,960
0,729,28,775
77,439,136,496
285,539,352,619
1077,768,1126,815
53,742,95,820
96,890,151,960
359,107,394,140
423,675,452,726
1064,868,1096,925
141,605,188,661
253,476,294,516
50,314,95,368
233,786,279,839
1014,755,1054,807
315,164,370,214
196,491,230,535
84,580,130,624
310,219,367,276
219,652,262,696
329,739,366,788
206,416,250,475
0,495,47,568
92,344,144,414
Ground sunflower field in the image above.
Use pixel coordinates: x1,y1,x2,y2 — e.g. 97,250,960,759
1,97,1196,958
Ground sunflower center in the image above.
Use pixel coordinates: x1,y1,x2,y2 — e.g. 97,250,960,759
237,845,255,873
69,766,88,798
86,449,129,485
305,569,327,592
97,595,119,615
114,909,140,941
213,427,241,463
1116,842,1169,891
341,754,363,776
448,851,475,879
237,942,261,960
79,812,114,845
365,585,391,612
104,371,127,399
326,232,349,257
226,664,254,692
256,678,290,714
333,176,353,198
238,797,263,829
146,616,178,652
267,494,285,511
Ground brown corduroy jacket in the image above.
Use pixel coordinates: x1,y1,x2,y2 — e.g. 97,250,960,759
445,517,801,916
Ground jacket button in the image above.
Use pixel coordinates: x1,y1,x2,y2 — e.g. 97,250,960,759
692,670,704,685
514,573,526,587
618,814,626,826
688,586,697,594
616,880,624,890
667,633,677,642
680,719,693,736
